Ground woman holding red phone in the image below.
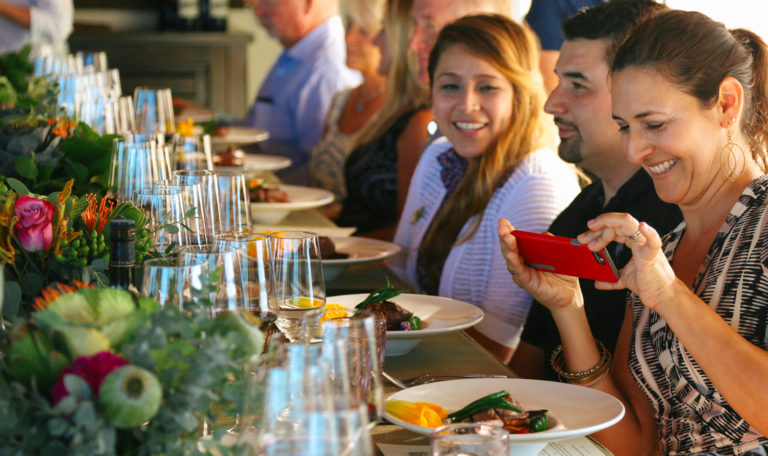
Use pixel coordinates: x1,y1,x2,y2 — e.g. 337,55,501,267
500,10,768,455
390,14,580,362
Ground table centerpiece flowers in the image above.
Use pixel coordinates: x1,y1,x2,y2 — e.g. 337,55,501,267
0,177,153,319
0,281,263,455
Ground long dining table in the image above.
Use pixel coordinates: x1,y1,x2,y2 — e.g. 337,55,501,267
252,203,614,455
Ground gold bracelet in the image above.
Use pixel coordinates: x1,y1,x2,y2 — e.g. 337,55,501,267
550,339,612,385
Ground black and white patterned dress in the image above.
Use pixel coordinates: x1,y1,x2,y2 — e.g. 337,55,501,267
628,175,768,455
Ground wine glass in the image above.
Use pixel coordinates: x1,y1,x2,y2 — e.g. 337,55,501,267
267,231,325,342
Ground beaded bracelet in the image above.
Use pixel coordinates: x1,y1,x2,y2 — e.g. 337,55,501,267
550,339,612,387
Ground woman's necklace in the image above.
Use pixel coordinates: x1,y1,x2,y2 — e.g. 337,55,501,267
355,85,385,114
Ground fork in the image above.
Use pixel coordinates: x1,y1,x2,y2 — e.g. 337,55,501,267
382,371,508,389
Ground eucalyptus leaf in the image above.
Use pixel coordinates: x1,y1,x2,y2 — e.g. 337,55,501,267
63,374,92,401
3,280,21,318
20,272,44,296
91,258,107,272
47,417,69,436
5,177,29,195
13,154,38,179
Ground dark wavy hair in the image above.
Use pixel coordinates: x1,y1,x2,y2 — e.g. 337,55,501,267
612,9,768,168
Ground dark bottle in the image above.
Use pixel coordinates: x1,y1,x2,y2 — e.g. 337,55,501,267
160,0,199,31
200,0,228,32
109,218,141,297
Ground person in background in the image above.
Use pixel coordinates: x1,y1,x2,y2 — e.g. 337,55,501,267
523,0,604,93
392,14,580,362
0,0,73,55
500,9,768,454
310,0,386,203
407,0,512,86
242,0,362,185
333,0,432,238
510,0,682,381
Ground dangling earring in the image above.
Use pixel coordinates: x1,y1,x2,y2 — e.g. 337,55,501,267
720,122,745,182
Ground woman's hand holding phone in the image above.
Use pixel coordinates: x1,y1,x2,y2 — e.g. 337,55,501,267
497,218,585,313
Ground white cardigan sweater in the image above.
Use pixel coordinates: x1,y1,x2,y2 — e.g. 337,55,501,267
390,137,580,348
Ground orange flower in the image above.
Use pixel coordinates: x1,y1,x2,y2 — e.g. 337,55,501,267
48,117,75,139
33,280,96,311
81,194,116,234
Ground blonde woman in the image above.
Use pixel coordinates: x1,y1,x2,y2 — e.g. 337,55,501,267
310,0,386,201
392,14,580,362
334,0,433,239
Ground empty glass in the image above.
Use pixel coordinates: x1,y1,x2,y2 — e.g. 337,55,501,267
174,169,222,236
319,310,384,421
216,169,252,234
431,423,510,456
172,133,214,172
132,184,187,255
216,231,273,316
177,244,249,315
141,258,207,308
109,136,171,201
134,87,175,137
268,231,325,342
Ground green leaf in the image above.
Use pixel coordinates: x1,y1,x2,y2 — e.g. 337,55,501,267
91,258,107,272
63,374,92,400
20,272,44,297
3,280,21,318
46,191,60,204
6,177,30,195
47,417,69,436
13,154,38,179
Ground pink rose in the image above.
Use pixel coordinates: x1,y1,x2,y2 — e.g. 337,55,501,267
13,195,55,252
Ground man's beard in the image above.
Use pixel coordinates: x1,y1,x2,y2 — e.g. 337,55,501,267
558,136,582,164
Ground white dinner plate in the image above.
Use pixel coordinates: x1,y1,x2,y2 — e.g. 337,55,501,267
243,154,292,172
321,237,401,281
212,126,270,147
325,293,484,356
250,185,335,224
385,378,624,456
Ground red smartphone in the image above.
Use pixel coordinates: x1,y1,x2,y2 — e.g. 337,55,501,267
512,230,619,282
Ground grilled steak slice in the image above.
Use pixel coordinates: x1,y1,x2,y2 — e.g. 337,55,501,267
367,300,413,330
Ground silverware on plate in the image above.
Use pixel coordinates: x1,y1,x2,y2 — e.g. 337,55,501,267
383,371,508,389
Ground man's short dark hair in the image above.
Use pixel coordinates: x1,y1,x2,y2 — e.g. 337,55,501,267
562,0,666,47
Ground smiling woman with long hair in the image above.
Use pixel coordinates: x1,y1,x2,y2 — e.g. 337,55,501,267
391,14,580,361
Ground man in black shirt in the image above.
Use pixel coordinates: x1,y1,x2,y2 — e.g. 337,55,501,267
509,0,682,380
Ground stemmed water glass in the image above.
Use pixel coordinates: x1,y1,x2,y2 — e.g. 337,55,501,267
267,231,325,342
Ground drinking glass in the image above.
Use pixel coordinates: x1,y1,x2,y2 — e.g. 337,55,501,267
268,231,325,342
160,179,211,246
215,169,252,234
115,95,136,136
239,343,374,456
216,231,273,317
174,169,222,236
177,244,248,315
141,258,207,308
134,87,175,137
319,310,384,421
173,134,214,171
430,423,510,456
109,137,170,201
132,185,187,255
